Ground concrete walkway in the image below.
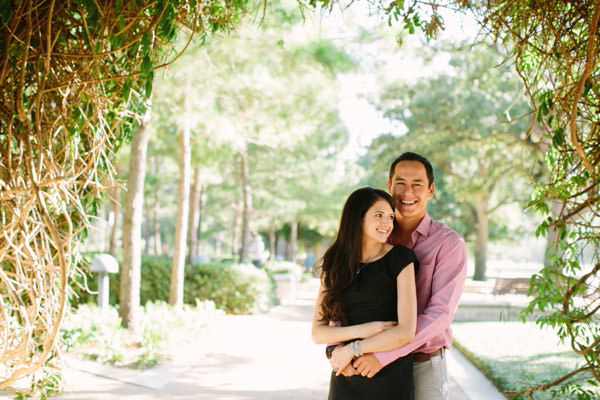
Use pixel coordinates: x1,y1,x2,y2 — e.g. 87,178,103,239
3,279,506,399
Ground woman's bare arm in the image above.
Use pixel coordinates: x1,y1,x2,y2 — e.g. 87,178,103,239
330,263,417,373
311,282,395,344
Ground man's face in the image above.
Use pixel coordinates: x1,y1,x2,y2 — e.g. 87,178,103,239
387,160,434,222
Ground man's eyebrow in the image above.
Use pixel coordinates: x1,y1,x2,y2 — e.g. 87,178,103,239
394,177,426,182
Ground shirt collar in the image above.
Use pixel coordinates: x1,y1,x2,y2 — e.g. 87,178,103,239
388,213,433,246
413,213,432,239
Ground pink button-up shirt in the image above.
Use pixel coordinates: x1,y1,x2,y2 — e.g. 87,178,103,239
375,213,467,367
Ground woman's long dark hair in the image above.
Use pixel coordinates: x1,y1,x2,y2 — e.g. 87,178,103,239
317,187,394,324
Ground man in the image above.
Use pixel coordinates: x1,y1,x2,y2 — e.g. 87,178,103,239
329,152,467,400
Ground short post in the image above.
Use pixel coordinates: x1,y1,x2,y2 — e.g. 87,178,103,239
90,254,119,310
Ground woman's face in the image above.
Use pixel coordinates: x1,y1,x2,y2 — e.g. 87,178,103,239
362,199,394,244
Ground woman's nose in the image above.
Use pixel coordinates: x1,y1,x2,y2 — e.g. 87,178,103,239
382,218,393,227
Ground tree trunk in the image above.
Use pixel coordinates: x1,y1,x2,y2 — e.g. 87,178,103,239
195,187,206,257
472,196,489,281
143,218,150,256
289,220,298,263
268,220,276,260
277,235,287,260
169,120,191,308
108,183,120,256
152,177,161,255
239,148,251,264
317,237,328,263
232,201,241,260
119,110,151,329
215,231,222,257
188,166,202,266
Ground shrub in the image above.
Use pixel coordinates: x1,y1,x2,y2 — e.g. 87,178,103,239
184,263,275,314
70,255,275,315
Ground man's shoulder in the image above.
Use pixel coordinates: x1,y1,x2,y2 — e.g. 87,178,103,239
428,218,464,245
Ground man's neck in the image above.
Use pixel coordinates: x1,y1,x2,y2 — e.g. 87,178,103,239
391,214,424,246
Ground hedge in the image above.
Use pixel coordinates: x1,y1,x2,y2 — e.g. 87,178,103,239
70,254,275,314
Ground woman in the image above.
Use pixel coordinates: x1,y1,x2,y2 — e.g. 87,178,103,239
311,187,418,399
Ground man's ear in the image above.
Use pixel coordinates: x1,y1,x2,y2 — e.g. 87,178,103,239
428,183,435,198
386,180,392,194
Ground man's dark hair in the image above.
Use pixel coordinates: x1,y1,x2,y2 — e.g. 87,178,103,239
388,152,434,185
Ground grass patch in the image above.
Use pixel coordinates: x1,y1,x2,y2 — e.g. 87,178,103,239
452,321,599,399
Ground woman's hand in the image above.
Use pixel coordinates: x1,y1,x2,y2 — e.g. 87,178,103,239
359,321,397,338
330,344,355,376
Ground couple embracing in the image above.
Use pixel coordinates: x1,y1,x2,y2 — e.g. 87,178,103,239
312,152,467,400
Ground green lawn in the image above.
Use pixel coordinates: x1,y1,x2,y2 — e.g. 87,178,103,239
452,321,599,400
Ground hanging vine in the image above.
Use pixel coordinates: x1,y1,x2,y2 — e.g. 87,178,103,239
481,1,600,398
0,0,246,395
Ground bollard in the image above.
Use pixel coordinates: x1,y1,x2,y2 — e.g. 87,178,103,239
90,253,119,310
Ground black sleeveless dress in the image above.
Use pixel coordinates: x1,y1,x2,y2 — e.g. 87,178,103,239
328,245,419,400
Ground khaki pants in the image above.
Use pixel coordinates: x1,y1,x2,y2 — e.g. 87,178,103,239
413,349,448,400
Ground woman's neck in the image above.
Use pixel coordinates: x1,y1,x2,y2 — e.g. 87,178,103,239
360,241,385,263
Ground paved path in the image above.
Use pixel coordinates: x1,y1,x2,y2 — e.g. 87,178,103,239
0,279,506,399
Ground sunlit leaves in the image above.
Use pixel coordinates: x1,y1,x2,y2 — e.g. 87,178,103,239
157,0,178,41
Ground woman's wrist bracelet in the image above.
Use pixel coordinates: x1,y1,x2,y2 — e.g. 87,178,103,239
350,340,363,357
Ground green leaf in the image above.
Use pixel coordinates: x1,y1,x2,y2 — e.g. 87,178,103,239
83,0,99,28
141,31,152,52
158,1,177,41
118,14,125,31
141,55,152,77
145,75,153,98
552,127,564,147
535,221,548,237
121,79,132,101
0,0,12,28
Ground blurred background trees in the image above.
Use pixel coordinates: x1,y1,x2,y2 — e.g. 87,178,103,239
361,41,542,281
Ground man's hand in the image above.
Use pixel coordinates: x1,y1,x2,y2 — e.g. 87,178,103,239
353,353,383,378
339,363,359,377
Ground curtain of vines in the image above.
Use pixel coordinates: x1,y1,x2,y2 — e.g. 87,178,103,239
328,0,599,397
0,0,245,395
481,1,600,397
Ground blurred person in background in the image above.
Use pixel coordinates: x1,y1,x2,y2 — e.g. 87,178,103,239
248,233,265,268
